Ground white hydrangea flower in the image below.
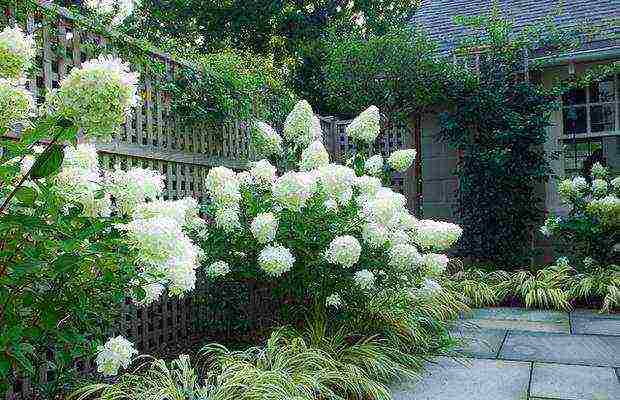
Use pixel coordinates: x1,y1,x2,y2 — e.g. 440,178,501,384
353,269,375,291
251,120,283,157
346,105,380,143
272,171,317,211
388,229,411,246
106,167,164,215
591,179,608,198
362,223,389,249
283,100,322,148
388,243,421,270
413,220,463,251
205,166,241,207
215,207,241,232
95,336,137,376
300,140,329,171
85,0,139,26
55,164,112,217
399,212,418,232
318,164,356,205
258,244,295,277
63,143,99,170
133,280,165,306
587,195,619,222
388,149,417,173
364,154,384,176
325,235,361,268
47,55,139,140
0,79,34,130
166,252,198,296
361,188,406,227
206,260,231,279
0,26,36,80
422,253,449,276
572,176,588,193
133,198,198,227
325,293,342,308
251,212,278,244
355,175,381,197
591,162,607,179
237,170,253,187
118,216,188,266
250,159,277,188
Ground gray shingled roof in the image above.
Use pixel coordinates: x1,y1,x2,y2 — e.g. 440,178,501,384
412,0,619,54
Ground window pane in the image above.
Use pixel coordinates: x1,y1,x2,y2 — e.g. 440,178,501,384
563,106,587,135
562,139,603,177
562,87,586,105
591,104,615,133
590,78,615,103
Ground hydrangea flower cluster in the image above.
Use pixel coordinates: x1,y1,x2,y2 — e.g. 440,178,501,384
318,164,356,206
258,244,295,277
353,269,375,290
0,26,36,81
95,336,137,376
46,55,139,140
346,105,380,143
272,171,317,211
0,79,34,130
283,100,322,148
325,236,361,268
251,120,283,157
300,140,330,171
206,260,231,279
325,293,342,308
133,198,198,227
364,154,384,176
558,176,588,202
413,220,462,251
388,149,417,173
85,0,139,26
251,212,278,244
422,253,449,276
250,159,277,188
106,166,164,215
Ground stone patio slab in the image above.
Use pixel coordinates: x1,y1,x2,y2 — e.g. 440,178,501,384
530,363,620,400
500,331,620,367
468,307,568,323
450,327,506,358
570,309,620,320
464,318,569,333
391,357,531,400
571,317,620,336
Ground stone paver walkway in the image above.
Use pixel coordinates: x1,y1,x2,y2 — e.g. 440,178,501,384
392,307,620,400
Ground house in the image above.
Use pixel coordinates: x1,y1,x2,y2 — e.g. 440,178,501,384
411,0,619,220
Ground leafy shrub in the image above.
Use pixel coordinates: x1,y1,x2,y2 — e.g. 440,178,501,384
0,25,202,396
541,163,620,270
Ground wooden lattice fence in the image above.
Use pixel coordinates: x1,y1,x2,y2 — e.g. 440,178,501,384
2,5,415,399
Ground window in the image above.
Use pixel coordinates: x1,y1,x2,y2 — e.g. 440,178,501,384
561,74,619,177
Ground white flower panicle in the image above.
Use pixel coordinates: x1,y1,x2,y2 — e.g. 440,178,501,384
388,229,411,246
63,143,99,170
591,162,607,179
133,198,198,227
205,166,241,207
364,154,384,176
106,167,164,215
318,164,356,205
325,293,342,308
325,235,361,268
300,140,329,171
355,175,381,197
283,99,322,148
346,105,381,143
399,212,418,232
206,260,231,279
133,280,165,306
85,0,139,26
215,207,241,232
353,269,375,291
95,336,137,376
251,212,278,244
388,243,421,270
47,55,139,140
413,220,462,251
237,171,254,187
251,120,283,157
591,179,608,198
422,253,449,276
272,171,317,211
258,244,295,277
388,149,417,173
418,278,442,297
250,159,277,188
0,79,34,130
0,26,36,80
587,195,620,223
361,188,406,227
362,223,389,249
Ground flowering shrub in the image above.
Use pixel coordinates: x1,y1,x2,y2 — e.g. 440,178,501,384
0,26,201,396
0,26,35,81
541,163,619,269
193,99,462,327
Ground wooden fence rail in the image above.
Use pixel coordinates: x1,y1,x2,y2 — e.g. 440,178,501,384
2,4,415,399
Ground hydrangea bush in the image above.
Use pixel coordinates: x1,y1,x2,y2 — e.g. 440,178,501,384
0,23,201,395
541,163,620,270
193,99,462,326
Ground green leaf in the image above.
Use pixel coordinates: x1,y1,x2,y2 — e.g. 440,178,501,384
30,146,64,179
14,186,37,206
